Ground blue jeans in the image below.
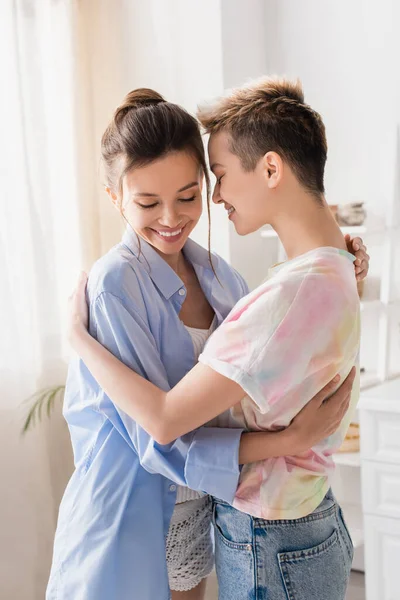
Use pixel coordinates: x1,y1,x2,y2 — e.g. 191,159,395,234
212,489,353,600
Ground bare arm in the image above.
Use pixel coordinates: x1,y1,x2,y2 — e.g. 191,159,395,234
69,326,260,442
69,274,354,447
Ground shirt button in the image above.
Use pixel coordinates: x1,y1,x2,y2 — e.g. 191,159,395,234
178,289,185,296
246,544,252,551
169,484,177,492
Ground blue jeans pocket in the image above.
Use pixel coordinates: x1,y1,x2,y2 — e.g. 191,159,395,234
278,529,350,600
212,501,255,600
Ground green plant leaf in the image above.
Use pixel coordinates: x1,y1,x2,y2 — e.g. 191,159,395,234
22,385,65,434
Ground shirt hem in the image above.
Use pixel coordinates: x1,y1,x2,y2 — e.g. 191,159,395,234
232,479,331,521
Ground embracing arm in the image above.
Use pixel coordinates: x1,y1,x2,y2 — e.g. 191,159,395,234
74,328,244,443
70,275,354,448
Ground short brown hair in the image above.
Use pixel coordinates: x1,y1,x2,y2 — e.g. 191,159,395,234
197,77,327,196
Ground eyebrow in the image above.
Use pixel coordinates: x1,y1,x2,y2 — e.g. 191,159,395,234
133,181,199,198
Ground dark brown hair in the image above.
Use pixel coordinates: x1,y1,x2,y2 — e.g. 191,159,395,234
197,77,327,197
101,89,215,266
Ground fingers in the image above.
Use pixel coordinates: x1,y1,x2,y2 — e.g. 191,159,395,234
77,273,88,301
339,367,356,396
322,367,356,408
355,256,370,281
310,374,341,407
354,249,368,265
78,271,88,288
356,266,369,281
352,237,367,254
334,370,355,415
69,272,88,297
354,250,369,268
315,368,357,438
351,236,370,281
339,394,351,420
351,236,363,252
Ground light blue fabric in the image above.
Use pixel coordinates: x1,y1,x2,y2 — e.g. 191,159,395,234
46,226,249,600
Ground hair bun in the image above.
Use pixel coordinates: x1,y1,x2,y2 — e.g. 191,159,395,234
122,88,165,108
114,88,165,123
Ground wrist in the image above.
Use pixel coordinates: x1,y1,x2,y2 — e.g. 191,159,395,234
279,426,303,456
68,323,89,351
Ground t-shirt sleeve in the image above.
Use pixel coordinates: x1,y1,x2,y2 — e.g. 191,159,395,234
199,264,358,414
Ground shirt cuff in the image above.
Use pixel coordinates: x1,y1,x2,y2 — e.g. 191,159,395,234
184,426,243,504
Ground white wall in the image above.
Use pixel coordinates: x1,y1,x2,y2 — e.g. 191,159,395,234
83,0,231,261
0,412,73,600
263,0,400,217
261,0,400,374
220,0,278,289
213,0,400,289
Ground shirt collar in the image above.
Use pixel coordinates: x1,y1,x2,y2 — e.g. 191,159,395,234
121,225,218,300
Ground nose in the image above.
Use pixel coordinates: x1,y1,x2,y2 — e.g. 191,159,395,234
159,207,182,228
212,184,223,205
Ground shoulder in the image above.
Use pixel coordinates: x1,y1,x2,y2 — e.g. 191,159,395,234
281,248,358,305
227,249,356,325
87,243,149,314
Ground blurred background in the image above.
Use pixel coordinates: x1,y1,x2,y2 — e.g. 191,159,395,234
1,1,400,599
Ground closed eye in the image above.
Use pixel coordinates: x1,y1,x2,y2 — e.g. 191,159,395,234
137,202,159,209
179,196,196,203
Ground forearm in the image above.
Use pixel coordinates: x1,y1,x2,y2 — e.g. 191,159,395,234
239,429,295,465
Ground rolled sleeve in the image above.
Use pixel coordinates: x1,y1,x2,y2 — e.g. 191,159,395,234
91,291,243,499
185,426,243,504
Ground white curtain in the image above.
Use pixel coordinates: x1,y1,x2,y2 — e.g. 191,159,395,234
0,1,225,597
0,2,105,598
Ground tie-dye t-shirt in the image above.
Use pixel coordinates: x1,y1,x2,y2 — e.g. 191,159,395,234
199,247,360,520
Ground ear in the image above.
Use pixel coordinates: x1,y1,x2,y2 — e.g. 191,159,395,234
105,186,123,212
262,152,283,189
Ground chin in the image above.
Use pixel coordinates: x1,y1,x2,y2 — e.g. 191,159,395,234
152,237,188,255
233,221,258,236
159,241,187,254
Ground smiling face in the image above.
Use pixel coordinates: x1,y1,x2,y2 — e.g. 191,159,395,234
208,131,273,236
111,151,203,257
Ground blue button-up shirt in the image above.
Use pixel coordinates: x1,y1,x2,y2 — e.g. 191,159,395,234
47,226,249,600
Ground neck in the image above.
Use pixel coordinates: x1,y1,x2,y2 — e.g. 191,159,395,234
269,190,346,261
154,247,186,274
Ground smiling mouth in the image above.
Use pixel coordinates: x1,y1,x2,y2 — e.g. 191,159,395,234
227,207,235,216
151,224,187,242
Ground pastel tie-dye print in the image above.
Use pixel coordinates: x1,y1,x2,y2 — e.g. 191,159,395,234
200,247,360,520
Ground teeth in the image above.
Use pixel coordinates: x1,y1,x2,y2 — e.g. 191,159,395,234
227,207,235,215
157,228,182,238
